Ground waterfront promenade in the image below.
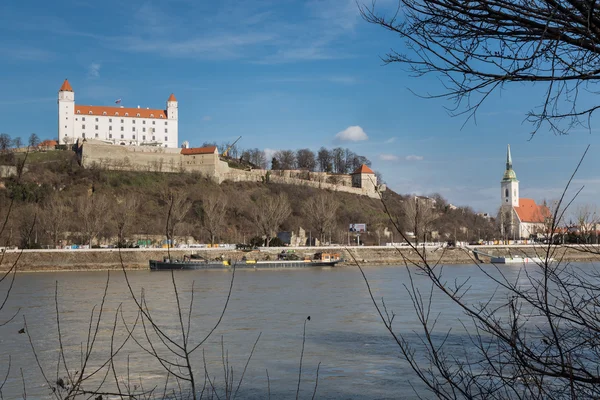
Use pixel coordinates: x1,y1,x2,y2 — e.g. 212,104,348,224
1,244,598,272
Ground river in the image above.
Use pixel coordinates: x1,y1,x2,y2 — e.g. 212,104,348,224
0,264,545,399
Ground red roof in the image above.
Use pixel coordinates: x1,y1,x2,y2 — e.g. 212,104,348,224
181,146,217,155
59,79,73,92
38,140,58,147
168,93,177,102
515,198,551,223
351,164,375,174
74,105,167,119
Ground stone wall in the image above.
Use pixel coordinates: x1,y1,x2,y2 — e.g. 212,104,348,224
79,142,382,198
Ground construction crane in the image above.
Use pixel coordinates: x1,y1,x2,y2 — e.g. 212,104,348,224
222,136,242,157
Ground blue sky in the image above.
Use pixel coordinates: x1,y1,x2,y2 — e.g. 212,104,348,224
1,0,599,214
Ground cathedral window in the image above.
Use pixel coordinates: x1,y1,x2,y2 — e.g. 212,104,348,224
505,188,509,197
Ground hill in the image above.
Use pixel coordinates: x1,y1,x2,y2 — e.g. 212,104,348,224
0,149,495,248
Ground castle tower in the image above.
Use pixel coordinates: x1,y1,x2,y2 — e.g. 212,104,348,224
58,79,75,144
501,144,519,207
166,93,179,147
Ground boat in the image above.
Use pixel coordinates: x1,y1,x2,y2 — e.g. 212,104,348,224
490,255,551,264
149,252,342,270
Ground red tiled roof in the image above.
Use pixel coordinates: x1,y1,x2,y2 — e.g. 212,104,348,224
515,198,551,223
59,79,73,92
74,105,167,119
39,140,58,147
351,164,375,174
181,146,217,155
168,93,177,102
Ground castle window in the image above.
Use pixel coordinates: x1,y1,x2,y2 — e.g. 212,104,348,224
109,134,112,139
125,113,129,116
121,127,124,131
159,115,163,118
121,134,124,139
89,111,93,115
165,121,168,125
132,120,135,124
95,118,99,122
95,133,98,138
136,113,140,117
152,121,155,125
115,112,119,116
82,117,86,121
82,133,86,138
152,136,155,141
132,127,135,132
95,125,98,130
82,124,86,129
132,135,136,139
165,128,168,133
109,118,112,123
164,136,168,141
109,126,112,131
143,127,146,132
121,119,124,123
143,135,146,140
77,110,81,114
142,120,146,124
150,114,154,117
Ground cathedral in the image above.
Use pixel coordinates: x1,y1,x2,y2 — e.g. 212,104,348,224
498,145,551,239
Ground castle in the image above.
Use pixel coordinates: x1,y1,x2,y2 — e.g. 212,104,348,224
58,79,178,148
62,80,384,198
498,145,550,239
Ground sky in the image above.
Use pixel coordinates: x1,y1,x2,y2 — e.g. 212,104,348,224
1,0,599,215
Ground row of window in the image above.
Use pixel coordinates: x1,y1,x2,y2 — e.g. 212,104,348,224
81,124,167,133
77,110,166,118
79,117,168,125
81,133,169,142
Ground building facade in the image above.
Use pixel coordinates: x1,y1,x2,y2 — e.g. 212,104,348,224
498,145,550,239
58,79,178,148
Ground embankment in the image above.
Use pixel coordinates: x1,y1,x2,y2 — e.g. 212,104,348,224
0,244,598,272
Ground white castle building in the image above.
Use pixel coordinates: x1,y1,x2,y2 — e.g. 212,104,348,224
58,79,178,148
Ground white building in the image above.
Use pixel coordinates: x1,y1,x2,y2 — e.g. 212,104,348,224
498,145,550,239
57,79,178,148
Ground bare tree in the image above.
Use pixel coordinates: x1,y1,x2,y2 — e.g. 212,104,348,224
0,134,10,154
302,191,339,244
76,193,110,248
360,0,600,134
402,196,438,245
113,193,139,247
242,148,268,169
296,148,316,171
28,133,40,148
250,192,292,246
273,150,296,170
195,191,228,245
11,137,22,150
159,189,191,251
40,195,68,248
573,203,599,243
317,147,332,172
331,147,346,173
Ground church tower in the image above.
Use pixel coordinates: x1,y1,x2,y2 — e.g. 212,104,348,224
501,144,519,207
57,79,75,144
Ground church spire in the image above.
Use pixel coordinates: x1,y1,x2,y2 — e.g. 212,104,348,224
502,144,517,182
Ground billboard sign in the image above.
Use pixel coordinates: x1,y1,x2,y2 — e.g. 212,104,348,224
349,223,367,233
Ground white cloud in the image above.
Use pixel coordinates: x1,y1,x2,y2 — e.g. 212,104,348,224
202,115,212,121
335,126,368,142
385,137,396,144
87,62,101,78
263,148,277,164
379,154,399,161
405,155,424,161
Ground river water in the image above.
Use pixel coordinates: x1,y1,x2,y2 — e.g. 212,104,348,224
0,264,550,399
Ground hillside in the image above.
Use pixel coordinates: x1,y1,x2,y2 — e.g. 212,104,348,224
0,149,495,248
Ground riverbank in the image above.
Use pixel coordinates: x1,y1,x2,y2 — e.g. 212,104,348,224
0,244,598,272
